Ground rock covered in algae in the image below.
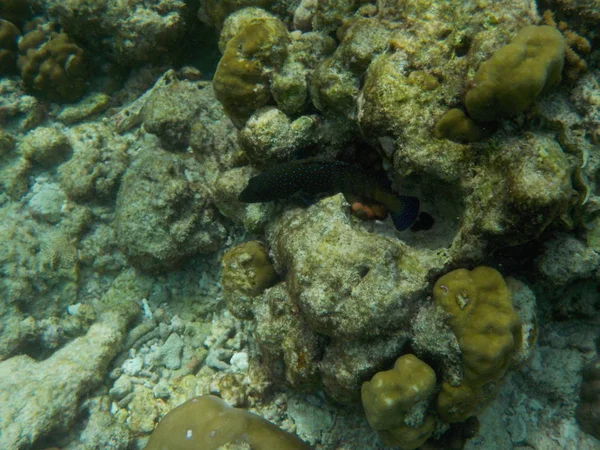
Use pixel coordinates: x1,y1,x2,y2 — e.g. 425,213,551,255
358,51,473,182
115,148,226,272
311,17,391,119
143,395,311,450
252,283,323,390
141,75,210,151
58,122,129,202
267,194,434,340
34,0,192,66
235,195,441,401
18,125,72,167
0,0,33,25
576,355,600,440
0,310,139,450
239,107,316,164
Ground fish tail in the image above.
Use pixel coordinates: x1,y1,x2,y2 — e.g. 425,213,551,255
389,195,420,231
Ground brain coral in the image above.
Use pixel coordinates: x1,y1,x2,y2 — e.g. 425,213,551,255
362,354,437,449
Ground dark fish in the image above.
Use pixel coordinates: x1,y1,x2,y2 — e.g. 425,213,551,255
238,160,420,231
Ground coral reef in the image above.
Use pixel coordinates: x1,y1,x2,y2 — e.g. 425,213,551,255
432,267,522,423
0,1,598,449
17,20,88,102
34,0,193,66
144,395,311,449
465,25,565,122
362,354,437,449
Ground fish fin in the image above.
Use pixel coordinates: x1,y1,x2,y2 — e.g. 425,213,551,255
390,196,420,231
410,211,435,231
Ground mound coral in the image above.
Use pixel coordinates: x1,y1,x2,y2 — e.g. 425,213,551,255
221,240,277,319
362,354,437,450
433,267,522,422
213,15,289,127
143,395,311,450
18,22,87,102
465,25,565,122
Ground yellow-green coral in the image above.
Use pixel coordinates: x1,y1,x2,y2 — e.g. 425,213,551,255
434,108,492,143
465,25,565,122
18,24,88,102
213,16,289,127
361,354,437,450
221,240,277,319
433,267,522,422
144,395,311,450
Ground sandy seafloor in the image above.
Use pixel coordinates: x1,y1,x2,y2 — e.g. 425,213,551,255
0,0,599,449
